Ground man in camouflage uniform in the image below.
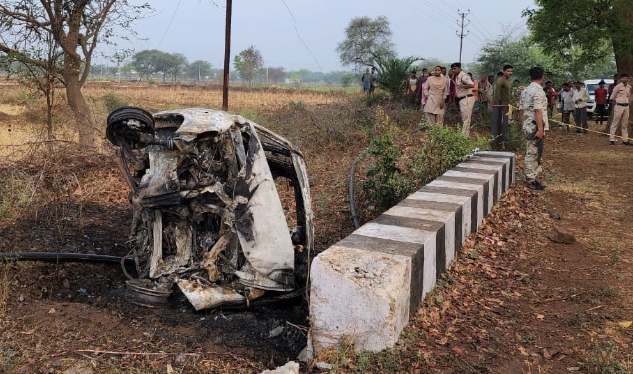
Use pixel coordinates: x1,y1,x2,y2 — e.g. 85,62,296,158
519,67,546,191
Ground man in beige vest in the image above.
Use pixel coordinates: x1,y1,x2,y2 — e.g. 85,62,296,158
451,62,475,137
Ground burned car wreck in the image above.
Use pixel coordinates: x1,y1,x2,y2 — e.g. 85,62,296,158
106,107,313,310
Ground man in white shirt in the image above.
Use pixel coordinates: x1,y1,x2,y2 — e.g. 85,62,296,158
559,83,575,132
451,62,475,137
572,81,590,133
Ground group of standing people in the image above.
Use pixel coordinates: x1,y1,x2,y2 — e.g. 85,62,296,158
361,67,378,94
558,81,590,133
403,63,477,138
519,69,632,191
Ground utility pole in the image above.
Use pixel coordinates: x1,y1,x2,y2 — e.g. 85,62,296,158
222,0,232,111
456,10,470,64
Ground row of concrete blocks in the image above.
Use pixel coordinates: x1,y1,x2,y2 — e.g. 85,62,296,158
307,151,516,354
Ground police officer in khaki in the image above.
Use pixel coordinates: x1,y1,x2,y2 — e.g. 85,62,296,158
519,67,547,191
609,73,632,146
451,62,475,137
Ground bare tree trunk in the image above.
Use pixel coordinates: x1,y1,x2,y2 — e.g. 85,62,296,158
63,72,96,148
613,0,633,136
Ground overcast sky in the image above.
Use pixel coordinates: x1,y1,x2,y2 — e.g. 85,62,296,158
102,0,537,72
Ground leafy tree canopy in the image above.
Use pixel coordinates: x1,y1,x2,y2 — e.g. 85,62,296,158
234,46,263,87
472,31,616,84
336,16,396,67
187,60,213,80
524,0,633,72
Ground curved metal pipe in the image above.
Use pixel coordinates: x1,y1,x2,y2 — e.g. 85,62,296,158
349,149,369,229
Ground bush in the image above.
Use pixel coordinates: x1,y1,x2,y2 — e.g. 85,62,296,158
360,133,413,210
408,124,491,184
102,93,127,113
359,124,490,214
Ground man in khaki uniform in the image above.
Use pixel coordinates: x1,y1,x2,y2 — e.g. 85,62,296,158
451,62,475,137
519,67,546,191
609,73,632,146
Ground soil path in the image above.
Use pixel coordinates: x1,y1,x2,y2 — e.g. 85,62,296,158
399,126,633,373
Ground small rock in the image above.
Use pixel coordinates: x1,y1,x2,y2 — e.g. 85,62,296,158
260,361,300,374
548,226,576,244
269,326,284,338
297,345,313,363
316,361,332,370
174,353,187,367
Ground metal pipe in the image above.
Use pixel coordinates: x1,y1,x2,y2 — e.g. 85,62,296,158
349,149,369,229
0,252,134,263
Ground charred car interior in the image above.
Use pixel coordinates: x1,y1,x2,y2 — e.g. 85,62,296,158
106,107,313,310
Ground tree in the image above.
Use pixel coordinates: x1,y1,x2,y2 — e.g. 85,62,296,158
188,60,212,81
0,1,150,147
164,53,188,82
524,0,633,74
2,32,61,141
336,16,396,67
266,67,287,84
373,55,421,99
234,46,263,87
473,31,616,84
131,49,163,81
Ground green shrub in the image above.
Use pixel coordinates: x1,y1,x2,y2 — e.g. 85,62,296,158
505,121,525,152
361,92,388,107
102,93,127,113
359,125,490,214
408,124,491,185
288,100,307,110
361,133,413,210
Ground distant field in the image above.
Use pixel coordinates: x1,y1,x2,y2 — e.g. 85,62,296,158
0,81,359,157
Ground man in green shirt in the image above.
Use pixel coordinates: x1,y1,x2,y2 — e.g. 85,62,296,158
492,64,513,149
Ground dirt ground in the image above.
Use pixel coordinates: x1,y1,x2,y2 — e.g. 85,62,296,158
1,112,632,373
394,124,633,374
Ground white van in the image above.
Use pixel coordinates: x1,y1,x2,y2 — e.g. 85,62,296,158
584,78,614,119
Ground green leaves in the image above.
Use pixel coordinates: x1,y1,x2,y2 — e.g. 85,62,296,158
526,0,633,72
336,16,396,67
373,55,422,100
233,45,263,87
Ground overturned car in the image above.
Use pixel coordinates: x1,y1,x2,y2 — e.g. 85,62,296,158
106,107,313,310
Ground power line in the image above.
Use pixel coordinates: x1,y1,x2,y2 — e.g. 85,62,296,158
279,0,331,87
405,0,460,33
456,10,470,63
156,0,184,49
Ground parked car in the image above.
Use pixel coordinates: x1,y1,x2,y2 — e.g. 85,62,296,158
584,78,614,119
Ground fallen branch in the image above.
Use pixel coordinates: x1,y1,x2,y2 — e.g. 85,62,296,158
76,349,200,357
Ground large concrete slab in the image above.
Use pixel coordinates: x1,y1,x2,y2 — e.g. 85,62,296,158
309,151,515,353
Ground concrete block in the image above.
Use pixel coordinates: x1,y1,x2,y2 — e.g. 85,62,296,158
426,179,484,231
308,151,516,355
309,245,411,353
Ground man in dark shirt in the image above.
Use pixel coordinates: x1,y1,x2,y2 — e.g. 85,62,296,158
492,64,513,149
594,80,608,125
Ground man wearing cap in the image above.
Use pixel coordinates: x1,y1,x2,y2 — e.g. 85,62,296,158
609,73,632,145
451,62,475,137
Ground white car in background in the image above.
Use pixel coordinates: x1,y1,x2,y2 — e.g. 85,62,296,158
584,78,614,119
